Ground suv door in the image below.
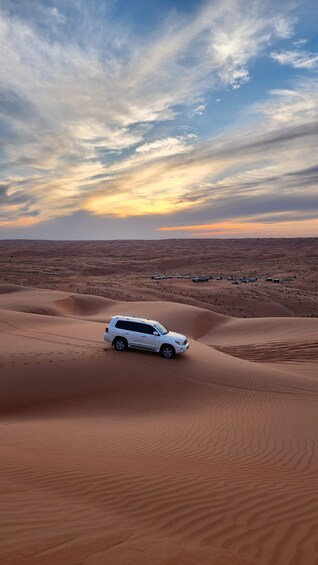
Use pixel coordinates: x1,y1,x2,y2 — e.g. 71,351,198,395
114,320,139,347
138,323,160,350
127,321,144,347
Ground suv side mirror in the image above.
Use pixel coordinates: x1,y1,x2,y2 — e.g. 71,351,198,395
153,331,159,336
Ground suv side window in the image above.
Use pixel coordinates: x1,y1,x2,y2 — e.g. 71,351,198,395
129,322,142,333
114,320,155,334
138,323,156,335
115,320,138,331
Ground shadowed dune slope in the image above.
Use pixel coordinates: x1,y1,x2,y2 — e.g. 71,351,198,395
202,316,318,346
199,316,318,366
1,284,318,565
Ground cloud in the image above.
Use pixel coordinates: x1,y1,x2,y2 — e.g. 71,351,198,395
207,8,294,90
135,134,197,158
253,81,318,126
191,103,207,117
273,16,294,39
271,49,318,69
0,178,39,227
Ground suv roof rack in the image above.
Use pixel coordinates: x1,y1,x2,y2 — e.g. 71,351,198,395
112,314,156,323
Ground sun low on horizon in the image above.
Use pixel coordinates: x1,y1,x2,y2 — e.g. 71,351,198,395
0,0,317,239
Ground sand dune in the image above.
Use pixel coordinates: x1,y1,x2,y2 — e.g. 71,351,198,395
1,284,318,565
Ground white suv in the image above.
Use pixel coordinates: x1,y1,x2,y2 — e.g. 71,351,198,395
104,315,189,359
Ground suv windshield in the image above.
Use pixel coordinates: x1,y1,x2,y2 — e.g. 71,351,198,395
155,322,168,335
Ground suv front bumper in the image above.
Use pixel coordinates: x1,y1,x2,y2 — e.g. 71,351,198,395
175,342,189,354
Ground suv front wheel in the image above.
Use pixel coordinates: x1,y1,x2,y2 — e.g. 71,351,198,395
160,344,175,359
113,337,128,351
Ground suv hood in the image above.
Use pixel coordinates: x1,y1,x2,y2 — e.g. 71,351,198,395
167,330,187,341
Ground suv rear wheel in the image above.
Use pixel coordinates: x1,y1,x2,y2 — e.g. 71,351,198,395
113,337,128,351
161,344,175,359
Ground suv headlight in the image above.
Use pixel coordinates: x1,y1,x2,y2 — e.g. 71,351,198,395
174,340,181,345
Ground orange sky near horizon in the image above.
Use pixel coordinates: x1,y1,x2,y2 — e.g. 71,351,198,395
159,219,318,238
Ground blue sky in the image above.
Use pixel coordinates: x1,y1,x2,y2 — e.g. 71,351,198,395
0,0,317,238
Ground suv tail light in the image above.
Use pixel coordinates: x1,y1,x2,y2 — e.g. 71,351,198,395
105,326,108,333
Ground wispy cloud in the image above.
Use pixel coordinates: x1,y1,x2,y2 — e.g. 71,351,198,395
135,134,197,158
271,49,318,69
191,103,207,117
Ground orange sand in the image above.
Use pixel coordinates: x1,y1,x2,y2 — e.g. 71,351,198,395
0,284,318,565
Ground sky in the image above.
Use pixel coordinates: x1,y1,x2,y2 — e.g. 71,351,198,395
0,0,317,239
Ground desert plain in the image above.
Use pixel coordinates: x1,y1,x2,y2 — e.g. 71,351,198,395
0,238,318,565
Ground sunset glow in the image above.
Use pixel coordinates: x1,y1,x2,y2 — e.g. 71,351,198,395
159,218,318,238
